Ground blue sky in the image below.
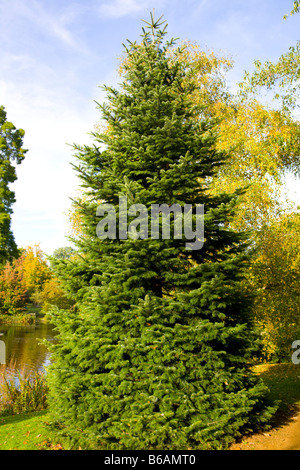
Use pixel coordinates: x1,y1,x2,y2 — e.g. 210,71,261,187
0,0,299,255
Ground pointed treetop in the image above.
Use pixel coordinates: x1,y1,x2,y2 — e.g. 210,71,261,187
141,10,168,44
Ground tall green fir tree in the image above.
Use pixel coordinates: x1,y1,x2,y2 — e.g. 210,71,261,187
47,15,276,450
0,106,27,264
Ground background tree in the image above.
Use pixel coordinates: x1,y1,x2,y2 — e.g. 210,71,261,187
47,15,276,451
51,246,76,262
0,257,27,316
120,40,300,231
0,243,52,316
32,245,76,313
284,1,300,18
241,4,300,112
246,211,300,360
33,277,74,313
0,106,27,264
241,42,300,112
18,244,51,300
237,6,300,359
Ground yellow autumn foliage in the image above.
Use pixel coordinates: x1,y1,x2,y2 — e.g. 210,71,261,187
247,211,300,359
18,244,51,296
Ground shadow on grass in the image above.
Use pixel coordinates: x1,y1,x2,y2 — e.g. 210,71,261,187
256,363,300,430
0,410,48,426
229,363,300,450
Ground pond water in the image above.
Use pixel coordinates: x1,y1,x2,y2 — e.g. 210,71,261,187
0,319,56,376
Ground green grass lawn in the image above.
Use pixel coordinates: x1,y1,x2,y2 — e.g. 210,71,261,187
25,303,42,315
0,410,61,450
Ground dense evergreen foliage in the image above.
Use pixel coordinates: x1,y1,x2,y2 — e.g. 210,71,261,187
47,15,276,450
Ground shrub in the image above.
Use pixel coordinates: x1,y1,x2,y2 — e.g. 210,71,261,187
0,365,48,416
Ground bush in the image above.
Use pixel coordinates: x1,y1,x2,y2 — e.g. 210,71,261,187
0,365,48,416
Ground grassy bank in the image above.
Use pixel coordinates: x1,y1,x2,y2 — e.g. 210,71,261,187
0,411,61,450
0,304,42,325
0,313,35,325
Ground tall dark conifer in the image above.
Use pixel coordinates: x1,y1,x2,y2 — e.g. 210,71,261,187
47,15,275,450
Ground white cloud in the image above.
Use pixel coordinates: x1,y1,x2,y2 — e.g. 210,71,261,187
2,54,36,74
0,0,86,51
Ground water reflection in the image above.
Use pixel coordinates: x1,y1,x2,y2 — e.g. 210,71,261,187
0,319,56,376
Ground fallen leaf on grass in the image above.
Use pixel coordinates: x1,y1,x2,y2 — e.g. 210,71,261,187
50,443,63,450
